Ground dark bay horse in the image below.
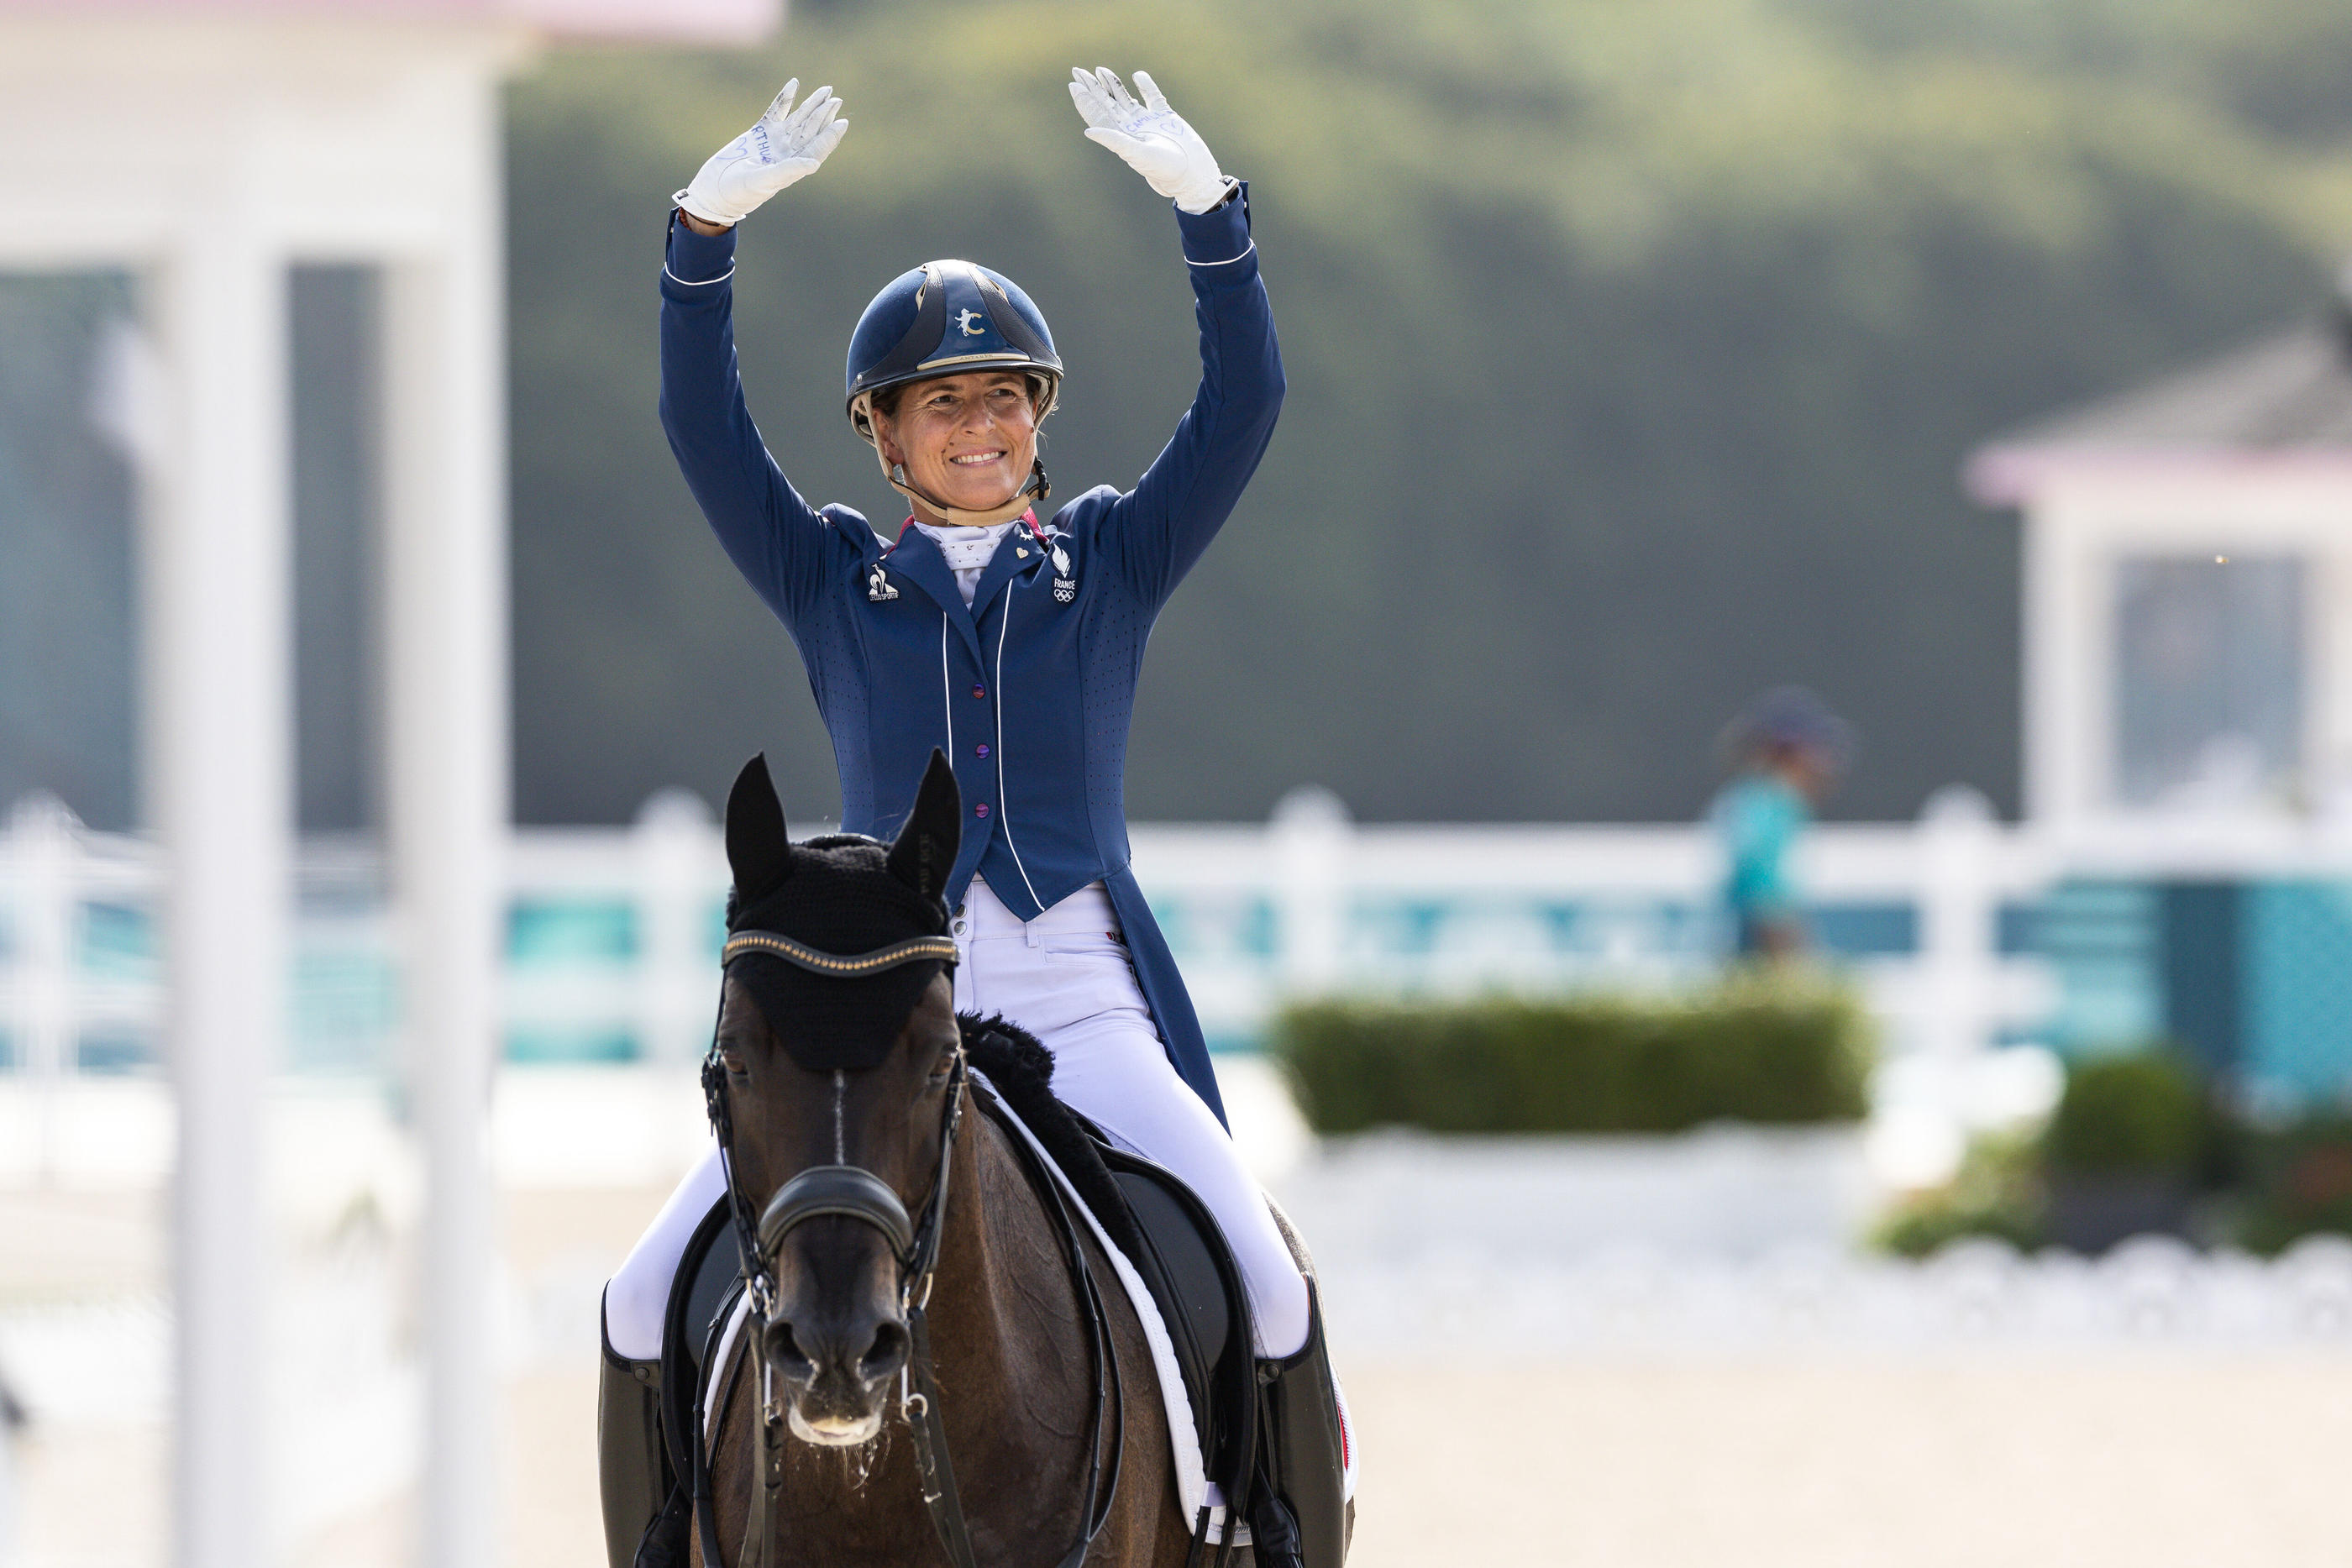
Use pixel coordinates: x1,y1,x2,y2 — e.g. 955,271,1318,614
690,753,1223,1566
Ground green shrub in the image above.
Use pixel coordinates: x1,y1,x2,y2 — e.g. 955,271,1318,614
1271,978,1872,1135
2230,1114,2352,1256
2044,1052,2208,1176
1871,1129,2045,1257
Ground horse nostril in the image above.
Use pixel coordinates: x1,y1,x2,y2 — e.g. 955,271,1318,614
858,1319,910,1382
769,1320,817,1379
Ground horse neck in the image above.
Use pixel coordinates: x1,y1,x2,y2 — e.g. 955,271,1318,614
924,1102,1078,1379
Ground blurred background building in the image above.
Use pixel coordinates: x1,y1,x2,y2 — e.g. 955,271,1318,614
1970,307,2352,1109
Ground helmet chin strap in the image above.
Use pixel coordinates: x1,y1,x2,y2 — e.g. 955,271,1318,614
884,454,1051,529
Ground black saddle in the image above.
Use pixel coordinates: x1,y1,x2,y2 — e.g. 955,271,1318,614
961,1074,1258,1490
953,1015,1263,1501
1088,1133,1257,1492
658,1197,746,1490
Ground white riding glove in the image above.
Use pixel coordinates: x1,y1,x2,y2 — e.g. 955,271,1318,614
674,79,847,228
1068,67,1235,215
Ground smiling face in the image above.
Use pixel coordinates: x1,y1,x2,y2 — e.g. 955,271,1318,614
870,370,1041,522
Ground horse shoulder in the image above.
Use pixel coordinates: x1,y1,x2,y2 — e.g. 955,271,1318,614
969,1116,1195,1564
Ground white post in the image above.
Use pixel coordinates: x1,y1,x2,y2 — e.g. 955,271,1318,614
634,789,717,1067
380,71,510,1568
1918,785,1999,1068
1273,786,1350,995
148,200,291,1568
2024,502,2099,827
10,794,76,1184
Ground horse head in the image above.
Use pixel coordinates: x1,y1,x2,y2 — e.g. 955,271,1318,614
709,750,963,1447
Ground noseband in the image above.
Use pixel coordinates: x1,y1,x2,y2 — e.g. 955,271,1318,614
696,926,1118,1568
759,1165,916,1261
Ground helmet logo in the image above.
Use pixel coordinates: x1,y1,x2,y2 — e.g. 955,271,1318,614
954,308,988,338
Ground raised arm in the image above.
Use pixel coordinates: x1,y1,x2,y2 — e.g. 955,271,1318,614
1068,69,1285,611
658,81,853,627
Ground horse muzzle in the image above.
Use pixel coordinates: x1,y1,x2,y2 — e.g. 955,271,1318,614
758,1166,918,1445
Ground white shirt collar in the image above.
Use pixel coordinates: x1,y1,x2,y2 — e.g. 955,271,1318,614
910,519,1013,606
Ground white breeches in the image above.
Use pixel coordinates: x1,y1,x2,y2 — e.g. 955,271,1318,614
603,878,1312,1363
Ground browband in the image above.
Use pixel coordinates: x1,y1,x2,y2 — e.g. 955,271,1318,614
722,929,958,977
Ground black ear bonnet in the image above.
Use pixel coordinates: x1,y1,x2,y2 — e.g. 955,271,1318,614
721,753,963,1071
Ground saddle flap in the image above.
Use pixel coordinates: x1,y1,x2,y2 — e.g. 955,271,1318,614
659,1197,745,1482
1094,1143,1254,1487
1110,1170,1228,1403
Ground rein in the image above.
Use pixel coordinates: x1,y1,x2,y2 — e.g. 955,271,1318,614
695,928,1121,1568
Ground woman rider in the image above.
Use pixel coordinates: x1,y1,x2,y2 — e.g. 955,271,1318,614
598,67,1348,1567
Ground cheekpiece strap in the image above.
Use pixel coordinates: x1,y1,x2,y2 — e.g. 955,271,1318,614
722,930,958,977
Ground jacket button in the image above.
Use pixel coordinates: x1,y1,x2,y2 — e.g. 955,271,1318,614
975,742,990,758
974,803,990,819
971,684,986,700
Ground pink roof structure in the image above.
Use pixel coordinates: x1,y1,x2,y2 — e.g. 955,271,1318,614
0,0,779,42
1966,302,2352,505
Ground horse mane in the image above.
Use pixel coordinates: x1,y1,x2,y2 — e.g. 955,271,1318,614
958,1013,1147,1268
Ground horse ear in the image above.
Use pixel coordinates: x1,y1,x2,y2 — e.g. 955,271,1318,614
725,754,794,905
886,749,961,906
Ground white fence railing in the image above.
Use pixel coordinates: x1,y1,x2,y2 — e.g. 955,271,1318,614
26,781,2352,1090
21,782,2352,1185
0,782,2051,1071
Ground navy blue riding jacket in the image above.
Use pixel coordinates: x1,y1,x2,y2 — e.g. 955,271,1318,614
659,186,1282,1124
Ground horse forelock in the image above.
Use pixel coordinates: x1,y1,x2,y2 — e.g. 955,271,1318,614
720,830,953,1072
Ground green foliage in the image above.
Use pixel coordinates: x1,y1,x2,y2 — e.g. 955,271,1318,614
503,2,2352,824
2044,1051,2208,1175
1868,1051,2352,1257
2232,1114,2352,1256
1271,978,1872,1135
1871,1128,2045,1256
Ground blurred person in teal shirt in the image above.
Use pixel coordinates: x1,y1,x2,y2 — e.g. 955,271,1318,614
1709,687,1853,961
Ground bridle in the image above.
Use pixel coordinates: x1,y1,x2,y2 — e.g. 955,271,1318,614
694,926,1121,1568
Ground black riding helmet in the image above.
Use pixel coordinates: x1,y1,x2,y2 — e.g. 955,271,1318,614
844,261,1062,525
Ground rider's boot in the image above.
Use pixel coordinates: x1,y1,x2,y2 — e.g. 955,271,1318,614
1247,1278,1351,1568
598,1303,679,1568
